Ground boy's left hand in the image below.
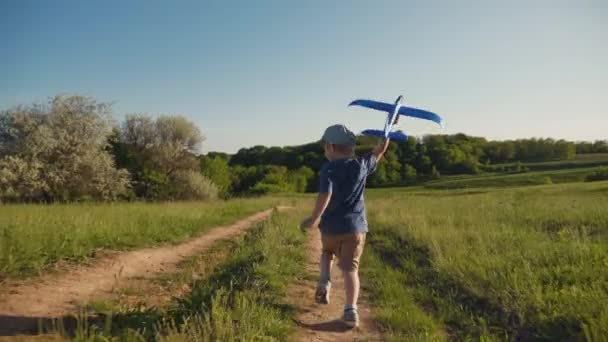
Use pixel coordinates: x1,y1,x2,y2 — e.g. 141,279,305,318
300,216,318,230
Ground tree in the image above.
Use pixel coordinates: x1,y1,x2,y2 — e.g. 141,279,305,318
120,114,202,176
200,155,232,196
0,156,47,201
289,166,315,192
249,166,294,194
402,164,418,182
117,114,207,200
230,165,266,194
0,95,130,202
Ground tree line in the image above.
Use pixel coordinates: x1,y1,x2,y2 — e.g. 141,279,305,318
1,95,605,202
219,133,590,191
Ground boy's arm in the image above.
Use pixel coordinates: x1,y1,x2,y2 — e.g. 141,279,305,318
300,192,332,229
372,138,391,162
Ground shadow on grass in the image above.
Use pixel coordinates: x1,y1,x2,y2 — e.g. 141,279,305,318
0,314,71,336
368,228,581,340
0,313,111,337
295,319,353,333
413,190,490,197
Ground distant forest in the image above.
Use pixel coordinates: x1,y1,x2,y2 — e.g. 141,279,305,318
1,95,606,202
207,134,607,195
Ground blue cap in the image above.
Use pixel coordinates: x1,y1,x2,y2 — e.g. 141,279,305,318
322,124,356,147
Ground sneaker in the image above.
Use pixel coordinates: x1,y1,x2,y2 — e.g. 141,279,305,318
343,307,359,328
315,282,331,304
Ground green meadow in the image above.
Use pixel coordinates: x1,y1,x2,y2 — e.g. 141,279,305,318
363,181,608,340
423,166,605,190
0,198,285,278
492,153,608,172
1,169,607,340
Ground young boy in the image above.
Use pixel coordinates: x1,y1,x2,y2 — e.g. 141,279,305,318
300,124,391,328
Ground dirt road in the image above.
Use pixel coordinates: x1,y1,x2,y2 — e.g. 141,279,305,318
290,228,382,341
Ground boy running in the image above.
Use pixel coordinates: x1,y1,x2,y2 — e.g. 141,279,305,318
300,124,390,328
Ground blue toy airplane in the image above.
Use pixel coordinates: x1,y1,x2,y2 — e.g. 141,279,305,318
348,95,443,141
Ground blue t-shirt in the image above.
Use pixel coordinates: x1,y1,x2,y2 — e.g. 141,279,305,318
318,153,377,235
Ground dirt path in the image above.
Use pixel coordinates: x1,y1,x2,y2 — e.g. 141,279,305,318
0,207,288,336
291,228,382,341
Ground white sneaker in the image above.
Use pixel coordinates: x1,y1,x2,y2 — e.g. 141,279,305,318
343,307,359,328
315,282,331,304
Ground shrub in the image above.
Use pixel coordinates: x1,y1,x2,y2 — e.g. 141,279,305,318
511,162,529,173
200,156,232,197
171,170,218,200
402,164,418,181
288,166,314,192
430,166,441,180
585,168,608,182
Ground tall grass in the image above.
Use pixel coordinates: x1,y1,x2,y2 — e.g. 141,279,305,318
0,198,283,278
363,181,608,340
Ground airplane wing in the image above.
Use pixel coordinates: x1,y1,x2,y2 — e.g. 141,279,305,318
388,131,409,141
361,129,387,138
361,129,409,141
398,106,443,126
348,99,394,113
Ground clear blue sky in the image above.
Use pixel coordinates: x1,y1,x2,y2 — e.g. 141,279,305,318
1,0,606,153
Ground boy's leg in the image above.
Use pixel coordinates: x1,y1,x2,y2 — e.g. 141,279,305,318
319,250,333,285
343,269,360,308
317,233,339,304
320,233,339,285
338,233,366,326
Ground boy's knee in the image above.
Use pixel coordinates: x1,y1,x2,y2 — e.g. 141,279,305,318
322,250,335,261
338,258,360,272
337,233,365,272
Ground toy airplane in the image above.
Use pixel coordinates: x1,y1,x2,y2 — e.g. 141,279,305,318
348,95,443,141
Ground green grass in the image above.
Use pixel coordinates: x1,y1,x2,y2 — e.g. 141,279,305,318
0,198,286,279
362,181,608,340
361,243,442,341
490,153,608,172
575,153,608,161
4,175,608,340
70,208,307,341
423,166,604,190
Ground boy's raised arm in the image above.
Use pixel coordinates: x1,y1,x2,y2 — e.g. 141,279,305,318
372,138,391,162
300,192,332,229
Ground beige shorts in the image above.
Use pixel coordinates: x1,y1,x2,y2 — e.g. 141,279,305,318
321,232,366,272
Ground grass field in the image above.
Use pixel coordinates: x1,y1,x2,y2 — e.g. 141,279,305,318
2,175,607,340
363,181,608,340
0,198,288,279
423,166,605,190
492,153,608,172
414,153,608,191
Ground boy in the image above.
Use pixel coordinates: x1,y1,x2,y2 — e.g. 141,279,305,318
300,124,390,328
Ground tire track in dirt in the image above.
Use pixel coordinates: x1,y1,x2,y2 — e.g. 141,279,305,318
290,228,382,341
0,207,290,336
